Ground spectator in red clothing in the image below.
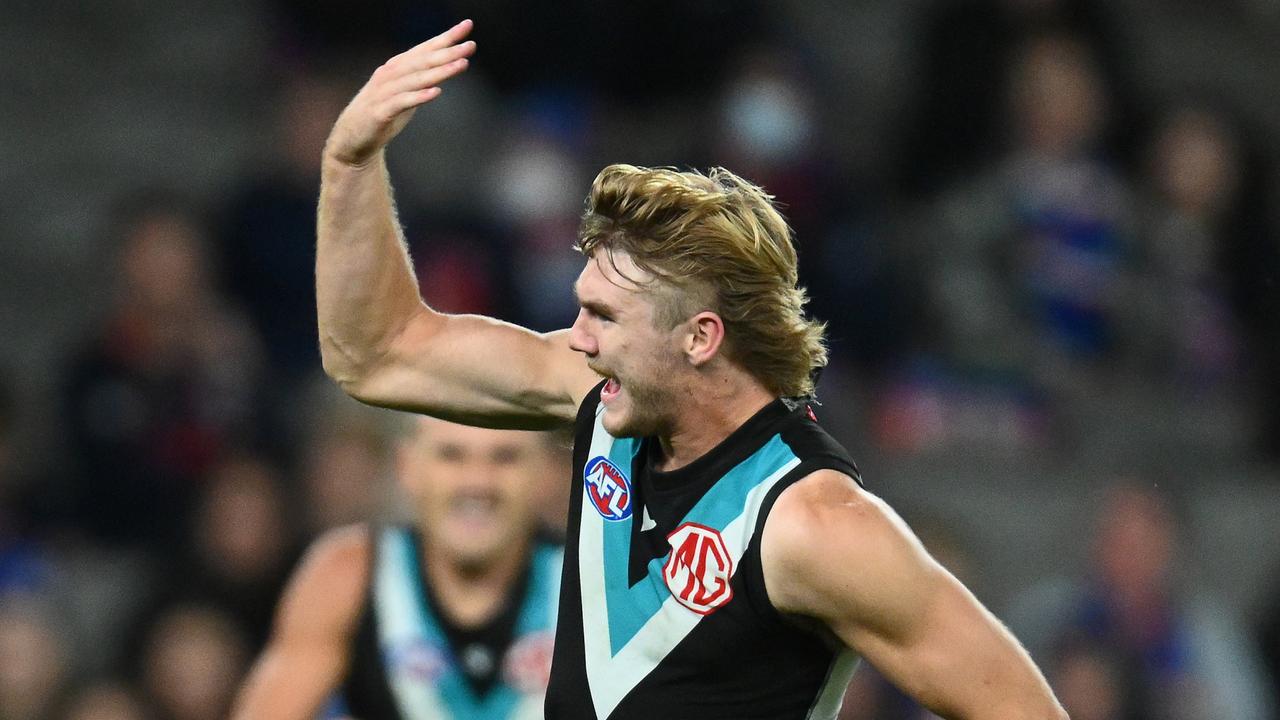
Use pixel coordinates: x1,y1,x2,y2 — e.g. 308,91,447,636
62,192,266,552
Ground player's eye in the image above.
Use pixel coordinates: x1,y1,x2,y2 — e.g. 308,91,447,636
582,304,614,323
491,447,520,465
436,444,464,462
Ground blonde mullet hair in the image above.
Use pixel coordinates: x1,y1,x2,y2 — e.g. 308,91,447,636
575,164,827,398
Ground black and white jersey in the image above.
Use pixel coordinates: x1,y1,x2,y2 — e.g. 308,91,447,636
546,382,864,719
343,526,562,720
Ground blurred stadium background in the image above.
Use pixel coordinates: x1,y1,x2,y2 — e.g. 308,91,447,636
2,0,1279,718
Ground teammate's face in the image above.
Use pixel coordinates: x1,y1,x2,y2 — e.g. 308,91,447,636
569,252,685,438
399,418,541,570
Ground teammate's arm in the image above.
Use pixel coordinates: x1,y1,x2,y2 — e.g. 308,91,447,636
231,526,372,720
318,19,599,430
761,472,1067,720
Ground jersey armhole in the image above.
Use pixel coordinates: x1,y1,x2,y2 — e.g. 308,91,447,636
339,523,401,720
741,457,863,627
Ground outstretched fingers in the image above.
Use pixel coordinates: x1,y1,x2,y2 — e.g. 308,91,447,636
367,28,475,118
324,20,476,165
387,56,471,96
392,19,475,69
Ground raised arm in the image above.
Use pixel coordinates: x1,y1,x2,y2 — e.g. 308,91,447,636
232,526,370,720
762,472,1067,720
318,20,598,429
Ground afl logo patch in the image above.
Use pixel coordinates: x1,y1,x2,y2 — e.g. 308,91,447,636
584,456,632,521
663,522,734,614
385,638,447,683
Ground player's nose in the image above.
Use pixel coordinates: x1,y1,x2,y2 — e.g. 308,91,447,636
568,309,597,356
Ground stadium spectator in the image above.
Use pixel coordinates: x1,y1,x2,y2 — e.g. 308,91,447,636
903,32,1135,453
137,604,250,720
1129,106,1248,390
1007,482,1274,719
167,452,298,647
0,595,71,720
62,194,265,552
898,0,1133,196
61,681,154,720
295,383,398,536
220,72,351,388
0,375,56,598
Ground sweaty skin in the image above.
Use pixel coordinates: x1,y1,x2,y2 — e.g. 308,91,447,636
313,20,1067,719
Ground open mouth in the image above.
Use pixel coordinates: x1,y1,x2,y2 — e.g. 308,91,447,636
601,377,621,403
449,494,500,521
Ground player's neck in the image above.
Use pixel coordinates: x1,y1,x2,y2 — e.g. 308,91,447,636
421,534,531,629
655,370,775,473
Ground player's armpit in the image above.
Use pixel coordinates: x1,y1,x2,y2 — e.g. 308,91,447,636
231,525,373,720
760,472,1066,720
341,314,601,430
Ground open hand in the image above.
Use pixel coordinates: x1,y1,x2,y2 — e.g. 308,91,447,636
325,19,476,167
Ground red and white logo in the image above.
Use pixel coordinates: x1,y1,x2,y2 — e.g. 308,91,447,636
662,522,734,615
502,631,555,693
584,456,632,521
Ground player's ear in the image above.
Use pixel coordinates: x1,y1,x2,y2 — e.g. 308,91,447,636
684,311,725,367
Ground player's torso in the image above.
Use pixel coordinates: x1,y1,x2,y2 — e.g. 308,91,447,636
547,389,863,720
344,527,562,720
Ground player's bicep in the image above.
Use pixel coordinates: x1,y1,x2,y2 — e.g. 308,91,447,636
764,477,1060,720
350,312,599,428
840,563,1039,718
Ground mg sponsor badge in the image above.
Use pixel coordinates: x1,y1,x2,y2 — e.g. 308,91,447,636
663,522,734,614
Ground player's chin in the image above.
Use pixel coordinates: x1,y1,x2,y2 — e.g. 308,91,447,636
600,404,635,437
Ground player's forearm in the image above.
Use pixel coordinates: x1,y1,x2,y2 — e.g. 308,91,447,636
316,150,436,391
231,650,335,720
923,637,1067,720
956,694,1067,720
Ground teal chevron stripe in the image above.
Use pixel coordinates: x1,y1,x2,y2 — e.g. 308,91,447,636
515,544,561,636
395,531,550,719
683,435,797,531
599,434,799,656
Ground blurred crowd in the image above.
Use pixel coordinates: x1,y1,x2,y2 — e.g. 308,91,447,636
3,0,1280,718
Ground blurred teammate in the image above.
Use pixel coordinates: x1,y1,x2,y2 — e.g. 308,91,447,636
315,19,1065,719
233,417,562,719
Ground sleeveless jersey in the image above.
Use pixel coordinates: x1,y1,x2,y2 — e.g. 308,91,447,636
545,383,865,719
343,526,563,720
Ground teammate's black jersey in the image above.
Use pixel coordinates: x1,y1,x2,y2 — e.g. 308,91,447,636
343,526,562,720
545,382,864,719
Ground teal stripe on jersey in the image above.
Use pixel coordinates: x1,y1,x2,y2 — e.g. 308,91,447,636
601,437,655,654
382,529,558,720
376,529,450,718
515,545,563,636
682,435,798,532
599,434,800,656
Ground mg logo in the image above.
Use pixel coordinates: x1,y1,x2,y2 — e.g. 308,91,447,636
584,456,632,521
663,522,734,614
502,631,555,693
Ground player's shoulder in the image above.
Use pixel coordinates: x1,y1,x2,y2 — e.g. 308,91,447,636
770,469,879,531
761,470,912,613
276,523,375,635
301,523,376,583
